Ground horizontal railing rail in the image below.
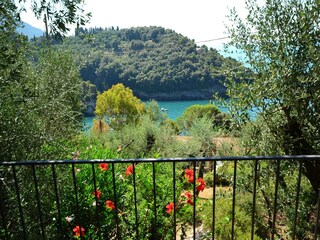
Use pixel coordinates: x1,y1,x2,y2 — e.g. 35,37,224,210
2,155,320,165
1,155,320,239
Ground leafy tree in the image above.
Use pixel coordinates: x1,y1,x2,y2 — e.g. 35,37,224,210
18,0,91,38
0,0,91,161
225,0,320,193
177,104,230,132
95,83,145,129
0,1,30,161
0,47,83,161
31,49,83,146
0,6,84,240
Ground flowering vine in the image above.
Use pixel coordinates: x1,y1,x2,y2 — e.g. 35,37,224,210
92,190,101,199
106,200,115,210
185,168,194,183
164,167,207,216
73,225,85,237
166,202,174,214
184,191,194,206
126,165,134,177
99,163,109,171
196,178,206,192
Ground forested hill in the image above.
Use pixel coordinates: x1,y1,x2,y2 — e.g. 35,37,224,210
35,26,243,100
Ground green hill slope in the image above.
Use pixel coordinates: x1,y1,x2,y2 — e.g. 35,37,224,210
34,26,244,100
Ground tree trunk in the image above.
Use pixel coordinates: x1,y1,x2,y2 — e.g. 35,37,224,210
283,107,320,195
303,160,320,195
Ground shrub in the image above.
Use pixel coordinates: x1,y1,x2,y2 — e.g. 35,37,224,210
177,104,230,133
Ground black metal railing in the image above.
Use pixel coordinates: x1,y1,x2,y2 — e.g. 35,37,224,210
1,156,320,240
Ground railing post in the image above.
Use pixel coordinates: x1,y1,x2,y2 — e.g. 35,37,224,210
91,163,101,239
212,160,216,240
111,163,120,239
293,161,302,240
71,163,83,240
251,159,258,240
132,163,139,239
12,165,27,240
0,173,9,240
173,161,176,240
193,161,196,240
32,165,45,240
231,159,237,240
314,187,320,240
152,162,157,237
51,164,62,239
271,159,281,240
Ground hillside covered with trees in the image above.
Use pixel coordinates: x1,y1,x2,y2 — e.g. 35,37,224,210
32,26,243,101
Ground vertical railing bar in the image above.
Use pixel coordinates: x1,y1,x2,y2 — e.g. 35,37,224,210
173,161,176,240
314,187,320,240
292,161,302,240
12,165,27,240
72,163,83,240
152,162,157,236
32,165,46,240
51,164,62,239
133,163,139,239
251,159,258,240
271,159,280,240
91,163,101,239
111,163,120,239
0,170,9,240
193,161,196,240
231,159,237,240
212,160,216,240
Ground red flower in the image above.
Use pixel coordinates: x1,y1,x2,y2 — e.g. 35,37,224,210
73,225,85,237
92,190,101,199
166,202,174,214
126,165,134,177
185,168,194,183
184,191,194,206
99,163,109,171
106,200,115,210
187,199,193,206
196,178,206,192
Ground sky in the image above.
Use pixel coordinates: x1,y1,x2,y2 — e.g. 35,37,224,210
21,0,248,50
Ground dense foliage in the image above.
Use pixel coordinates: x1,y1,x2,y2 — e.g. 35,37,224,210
0,2,84,161
212,0,320,238
1,139,211,239
177,104,230,133
225,0,320,193
31,26,243,100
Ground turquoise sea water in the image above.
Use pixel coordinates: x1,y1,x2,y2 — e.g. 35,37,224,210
156,100,228,120
83,100,228,129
